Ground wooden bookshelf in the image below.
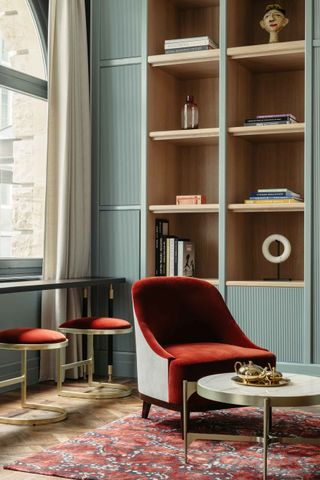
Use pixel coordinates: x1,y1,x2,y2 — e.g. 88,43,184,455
149,204,219,214
148,50,219,79
149,128,219,145
147,0,305,284
227,40,305,72
229,203,305,213
229,123,304,142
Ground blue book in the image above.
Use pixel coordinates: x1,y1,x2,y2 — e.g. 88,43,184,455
250,191,301,198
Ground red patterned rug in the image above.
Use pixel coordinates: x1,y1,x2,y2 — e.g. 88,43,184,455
4,406,320,479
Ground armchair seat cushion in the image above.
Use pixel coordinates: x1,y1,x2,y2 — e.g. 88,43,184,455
165,342,276,404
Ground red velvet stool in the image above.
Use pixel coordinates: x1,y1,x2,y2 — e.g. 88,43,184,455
58,316,133,399
0,328,68,425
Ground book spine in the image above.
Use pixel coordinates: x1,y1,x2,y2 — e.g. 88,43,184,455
165,36,213,45
165,45,213,54
155,220,160,276
249,192,300,198
244,121,294,126
245,116,296,123
257,188,297,194
174,238,178,276
155,219,169,276
165,40,216,48
245,199,302,204
256,113,296,120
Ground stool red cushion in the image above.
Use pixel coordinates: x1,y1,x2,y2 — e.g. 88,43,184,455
59,317,131,330
0,328,66,344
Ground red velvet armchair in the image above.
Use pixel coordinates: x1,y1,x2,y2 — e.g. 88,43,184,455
132,276,276,421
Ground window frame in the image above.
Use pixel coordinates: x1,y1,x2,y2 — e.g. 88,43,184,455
0,0,48,279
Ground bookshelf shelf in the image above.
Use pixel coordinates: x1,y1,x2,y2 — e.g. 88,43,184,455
149,204,219,214
228,123,305,142
148,50,219,79
226,280,304,288
228,203,304,213
227,40,305,72
149,128,219,145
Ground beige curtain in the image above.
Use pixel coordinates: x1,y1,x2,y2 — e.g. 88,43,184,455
40,0,91,380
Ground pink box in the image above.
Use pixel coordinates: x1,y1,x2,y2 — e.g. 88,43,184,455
176,195,206,205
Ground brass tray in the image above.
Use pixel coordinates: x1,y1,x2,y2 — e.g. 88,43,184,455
231,376,291,387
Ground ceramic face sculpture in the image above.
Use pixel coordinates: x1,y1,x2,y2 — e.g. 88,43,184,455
260,4,289,43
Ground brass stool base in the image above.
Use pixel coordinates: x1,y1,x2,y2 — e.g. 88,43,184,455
58,381,132,399
0,402,67,425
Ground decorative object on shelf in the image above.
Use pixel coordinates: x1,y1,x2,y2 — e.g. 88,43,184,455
176,195,206,205
233,361,288,386
262,234,291,264
262,233,292,281
181,95,198,130
244,113,296,126
260,4,289,43
164,36,218,54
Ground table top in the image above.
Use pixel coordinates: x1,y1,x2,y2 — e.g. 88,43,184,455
197,372,320,408
0,277,125,294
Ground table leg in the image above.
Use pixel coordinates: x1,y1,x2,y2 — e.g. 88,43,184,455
183,380,188,463
263,398,270,480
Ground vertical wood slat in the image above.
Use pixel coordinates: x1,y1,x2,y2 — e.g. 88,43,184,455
313,47,320,363
100,64,141,206
100,0,142,59
227,287,304,363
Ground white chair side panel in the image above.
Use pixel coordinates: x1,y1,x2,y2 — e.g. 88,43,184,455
134,314,169,402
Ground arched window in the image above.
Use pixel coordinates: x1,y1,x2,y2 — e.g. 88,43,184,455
0,0,47,276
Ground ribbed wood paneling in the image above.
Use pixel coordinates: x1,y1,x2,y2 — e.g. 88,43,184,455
314,0,320,40
0,291,41,386
100,64,141,206
98,210,140,359
227,287,304,363
313,47,320,363
100,0,142,59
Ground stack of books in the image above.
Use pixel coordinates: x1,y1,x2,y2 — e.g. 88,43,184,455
155,219,195,276
245,188,303,204
164,36,218,54
244,113,297,126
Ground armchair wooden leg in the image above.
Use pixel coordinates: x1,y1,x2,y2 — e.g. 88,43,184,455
142,401,151,419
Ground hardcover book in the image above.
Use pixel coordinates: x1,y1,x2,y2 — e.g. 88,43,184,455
177,240,195,277
155,219,169,276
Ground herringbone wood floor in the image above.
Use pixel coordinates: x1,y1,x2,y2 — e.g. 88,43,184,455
0,378,141,479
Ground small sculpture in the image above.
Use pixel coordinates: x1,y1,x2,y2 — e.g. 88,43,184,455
260,4,289,43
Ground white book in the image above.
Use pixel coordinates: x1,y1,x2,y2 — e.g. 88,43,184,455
165,35,212,45
165,37,217,49
257,188,299,195
177,240,195,277
177,239,190,276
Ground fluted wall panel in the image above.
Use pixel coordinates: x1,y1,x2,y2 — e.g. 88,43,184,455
100,0,142,59
100,64,141,206
227,287,304,363
97,210,140,375
314,0,320,39
313,47,320,363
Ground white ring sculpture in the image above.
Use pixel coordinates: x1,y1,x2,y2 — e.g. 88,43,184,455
262,234,291,264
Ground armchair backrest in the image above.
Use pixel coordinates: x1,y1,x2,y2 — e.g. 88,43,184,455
132,277,255,347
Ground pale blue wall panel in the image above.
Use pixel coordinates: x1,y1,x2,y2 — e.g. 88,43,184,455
227,287,304,363
0,291,41,387
313,47,320,363
100,64,141,206
100,0,142,59
314,0,320,39
98,210,140,365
